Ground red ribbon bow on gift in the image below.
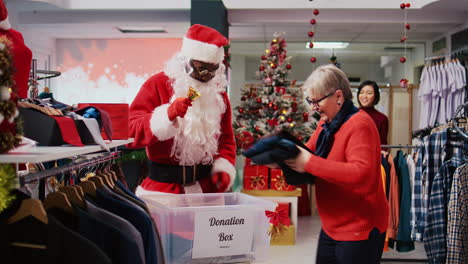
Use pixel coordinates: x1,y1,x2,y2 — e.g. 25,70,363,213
265,208,291,227
250,175,266,189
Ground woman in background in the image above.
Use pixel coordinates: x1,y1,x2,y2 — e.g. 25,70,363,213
357,80,389,145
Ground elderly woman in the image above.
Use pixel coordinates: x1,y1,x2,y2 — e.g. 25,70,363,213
287,65,389,264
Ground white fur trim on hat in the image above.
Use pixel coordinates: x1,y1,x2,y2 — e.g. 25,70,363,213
181,37,225,64
0,16,11,30
150,103,178,141
212,157,236,190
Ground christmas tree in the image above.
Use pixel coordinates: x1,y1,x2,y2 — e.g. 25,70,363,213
233,32,317,154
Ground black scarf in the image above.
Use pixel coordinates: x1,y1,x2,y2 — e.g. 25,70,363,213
315,99,359,158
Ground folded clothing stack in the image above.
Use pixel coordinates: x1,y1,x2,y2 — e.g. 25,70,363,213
242,130,315,185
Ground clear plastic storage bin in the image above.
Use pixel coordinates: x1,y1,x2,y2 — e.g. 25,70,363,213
140,192,277,264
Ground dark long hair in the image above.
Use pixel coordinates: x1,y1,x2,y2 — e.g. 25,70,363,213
357,80,380,107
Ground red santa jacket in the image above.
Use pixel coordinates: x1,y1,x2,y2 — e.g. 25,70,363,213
128,72,236,190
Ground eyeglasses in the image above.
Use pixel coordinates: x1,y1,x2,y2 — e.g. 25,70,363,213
191,62,219,77
306,92,335,107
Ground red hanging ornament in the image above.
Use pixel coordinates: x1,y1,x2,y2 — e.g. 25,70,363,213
400,78,409,88
256,98,262,103
273,105,279,111
308,31,314,37
313,9,319,15
310,18,317,25
292,102,297,107
400,56,407,63
308,42,314,48
400,36,407,43
241,96,246,101
405,23,411,30
259,66,265,71
406,3,411,8
310,57,317,63
302,112,309,117
286,64,292,70
261,55,267,60
268,102,273,108
400,3,406,9
287,117,293,123
238,108,244,113
271,63,277,69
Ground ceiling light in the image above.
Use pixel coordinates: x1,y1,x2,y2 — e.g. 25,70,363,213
305,42,349,49
117,26,167,33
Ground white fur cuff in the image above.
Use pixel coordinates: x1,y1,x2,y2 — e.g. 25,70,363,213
212,157,236,190
150,104,177,141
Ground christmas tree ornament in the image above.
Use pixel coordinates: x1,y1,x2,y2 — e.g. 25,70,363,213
241,96,246,101
400,3,406,9
405,23,411,30
286,64,292,70
399,78,409,88
279,116,285,121
259,66,265,71
310,19,316,25
400,56,406,63
406,3,411,8
313,9,319,15
287,117,293,123
238,108,244,113
271,63,277,69
400,36,407,43
261,55,267,60
310,57,317,63
308,42,314,48
308,31,314,37
256,98,262,103
273,105,279,110
268,102,273,108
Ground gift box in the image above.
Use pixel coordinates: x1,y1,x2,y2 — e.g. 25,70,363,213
243,164,269,190
78,103,128,140
270,225,296,245
270,168,296,191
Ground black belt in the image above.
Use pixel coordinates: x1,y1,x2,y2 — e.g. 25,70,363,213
148,162,212,186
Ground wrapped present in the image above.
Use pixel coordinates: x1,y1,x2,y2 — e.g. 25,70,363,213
270,169,296,191
266,207,295,245
243,163,269,190
270,225,296,245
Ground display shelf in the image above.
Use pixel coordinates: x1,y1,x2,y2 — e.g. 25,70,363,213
0,139,134,164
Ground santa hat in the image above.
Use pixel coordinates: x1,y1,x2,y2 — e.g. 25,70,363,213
181,24,228,64
0,0,11,30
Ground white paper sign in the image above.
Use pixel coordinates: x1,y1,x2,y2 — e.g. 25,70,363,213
192,209,255,259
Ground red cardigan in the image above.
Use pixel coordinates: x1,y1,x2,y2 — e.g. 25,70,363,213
305,110,389,241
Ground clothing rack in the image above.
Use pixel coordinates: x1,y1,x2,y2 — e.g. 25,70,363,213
19,151,119,186
29,58,61,98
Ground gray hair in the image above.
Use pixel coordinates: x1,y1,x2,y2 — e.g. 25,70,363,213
303,64,353,100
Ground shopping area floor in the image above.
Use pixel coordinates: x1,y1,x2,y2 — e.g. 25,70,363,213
262,215,428,264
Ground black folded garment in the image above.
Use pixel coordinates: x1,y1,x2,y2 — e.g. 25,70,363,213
242,130,315,185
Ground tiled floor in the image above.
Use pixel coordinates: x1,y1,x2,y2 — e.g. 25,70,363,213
260,216,428,264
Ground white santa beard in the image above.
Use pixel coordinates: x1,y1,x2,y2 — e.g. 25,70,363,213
168,64,227,166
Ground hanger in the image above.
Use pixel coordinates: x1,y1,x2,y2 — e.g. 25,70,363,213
58,186,85,208
43,191,75,215
70,184,85,198
88,175,105,189
78,180,97,197
7,198,48,225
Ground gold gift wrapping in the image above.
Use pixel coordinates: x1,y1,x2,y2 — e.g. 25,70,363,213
270,225,296,245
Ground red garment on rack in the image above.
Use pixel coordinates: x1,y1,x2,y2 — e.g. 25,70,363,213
51,116,84,146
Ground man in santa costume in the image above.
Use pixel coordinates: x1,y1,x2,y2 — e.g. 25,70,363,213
128,24,236,195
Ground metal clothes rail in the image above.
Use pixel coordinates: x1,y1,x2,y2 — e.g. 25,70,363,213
18,151,119,186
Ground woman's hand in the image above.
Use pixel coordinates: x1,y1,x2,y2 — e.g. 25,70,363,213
284,146,311,173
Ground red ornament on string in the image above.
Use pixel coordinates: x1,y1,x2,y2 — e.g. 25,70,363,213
273,105,279,111
400,3,406,9
405,23,411,30
261,55,267,60
308,42,314,48
406,3,411,8
268,102,273,108
238,108,244,113
310,19,317,25
308,31,315,37
287,118,293,123
271,64,277,69
400,56,407,63
400,78,409,88
302,112,309,122
286,64,292,70
259,66,265,71
241,96,246,101
400,36,407,43
313,9,319,15
256,98,262,103
310,57,317,63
